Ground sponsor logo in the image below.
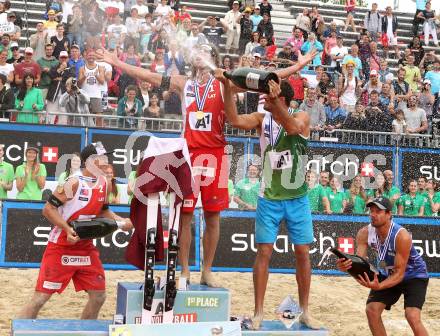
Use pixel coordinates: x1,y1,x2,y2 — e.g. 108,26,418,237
420,165,440,181
61,255,91,266
338,237,355,254
186,296,219,308
42,146,59,163
163,230,169,249
183,199,194,208
43,281,62,290
79,197,89,201
80,188,89,196
361,162,375,177
134,313,198,324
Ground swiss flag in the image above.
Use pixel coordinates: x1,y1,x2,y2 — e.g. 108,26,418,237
360,162,374,177
163,230,169,249
42,147,59,163
338,237,355,254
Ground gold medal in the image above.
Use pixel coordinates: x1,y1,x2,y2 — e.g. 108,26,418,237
196,110,205,120
379,260,387,269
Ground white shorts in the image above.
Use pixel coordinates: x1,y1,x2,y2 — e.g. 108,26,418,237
386,33,398,46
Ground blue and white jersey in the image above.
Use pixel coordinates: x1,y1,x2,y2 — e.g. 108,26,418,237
367,222,428,280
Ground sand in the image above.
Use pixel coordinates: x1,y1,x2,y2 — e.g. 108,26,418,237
1,269,439,335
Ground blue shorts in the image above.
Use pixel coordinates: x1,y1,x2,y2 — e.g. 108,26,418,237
255,195,313,245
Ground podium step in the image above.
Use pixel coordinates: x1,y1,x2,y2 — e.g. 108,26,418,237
11,319,112,336
116,282,231,324
243,320,329,335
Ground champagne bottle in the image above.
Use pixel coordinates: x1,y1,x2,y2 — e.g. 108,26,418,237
70,217,124,240
331,247,378,281
224,67,280,94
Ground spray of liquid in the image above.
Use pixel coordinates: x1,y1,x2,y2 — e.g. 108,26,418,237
180,43,218,72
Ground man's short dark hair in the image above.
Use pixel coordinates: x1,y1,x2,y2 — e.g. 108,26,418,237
279,80,294,106
0,73,7,85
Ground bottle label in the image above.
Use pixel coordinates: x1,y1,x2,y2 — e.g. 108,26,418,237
246,72,260,91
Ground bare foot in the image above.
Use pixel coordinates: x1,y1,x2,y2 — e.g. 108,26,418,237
299,312,322,330
251,313,264,330
180,270,190,285
200,271,220,287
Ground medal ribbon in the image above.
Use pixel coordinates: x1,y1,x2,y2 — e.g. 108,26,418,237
194,76,215,112
376,222,394,263
269,108,296,147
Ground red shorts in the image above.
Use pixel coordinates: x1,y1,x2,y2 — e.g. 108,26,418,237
183,147,229,213
36,243,105,294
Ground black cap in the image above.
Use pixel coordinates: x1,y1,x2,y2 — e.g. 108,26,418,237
80,142,112,163
366,197,393,212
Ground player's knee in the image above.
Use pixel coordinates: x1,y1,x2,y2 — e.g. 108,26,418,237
365,304,382,320
256,244,273,259
405,309,421,326
89,291,106,306
31,293,51,310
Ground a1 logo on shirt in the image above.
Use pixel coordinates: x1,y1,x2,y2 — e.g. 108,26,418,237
189,112,212,132
268,150,292,170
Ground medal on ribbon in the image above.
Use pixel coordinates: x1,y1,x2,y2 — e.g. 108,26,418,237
376,222,394,271
269,108,296,147
194,76,214,121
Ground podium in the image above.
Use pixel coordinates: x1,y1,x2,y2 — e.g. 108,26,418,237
242,321,329,335
11,319,112,336
116,282,231,324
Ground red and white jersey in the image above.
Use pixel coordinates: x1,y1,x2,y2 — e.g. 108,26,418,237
48,172,107,248
182,76,226,150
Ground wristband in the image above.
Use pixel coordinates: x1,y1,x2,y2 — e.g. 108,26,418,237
48,194,64,208
160,75,171,91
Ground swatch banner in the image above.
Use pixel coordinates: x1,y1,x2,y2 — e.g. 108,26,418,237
0,201,199,270
88,128,248,181
399,148,440,191
212,211,440,276
0,123,85,178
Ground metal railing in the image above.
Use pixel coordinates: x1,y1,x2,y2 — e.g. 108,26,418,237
2,110,439,148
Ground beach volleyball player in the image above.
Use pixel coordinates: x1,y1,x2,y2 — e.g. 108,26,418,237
337,197,429,336
18,143,133,319
216,73,319,329
95,45,316,287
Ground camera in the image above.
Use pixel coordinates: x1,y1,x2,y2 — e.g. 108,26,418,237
215,16,220,21
71,78,79,92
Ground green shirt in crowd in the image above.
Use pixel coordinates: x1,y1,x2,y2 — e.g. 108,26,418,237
422,192,440,216
15,163,47,200
308,184,327,213
0,160,14,199
37,57,59,89
234,177,260,209
366,186,401,214
397,193,425,216
325,189,346,214
15,87,45,124
345,190,367,214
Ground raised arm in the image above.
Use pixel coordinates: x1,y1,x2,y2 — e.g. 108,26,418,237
274,48,317,79
95,49,186,93
214,69,263,130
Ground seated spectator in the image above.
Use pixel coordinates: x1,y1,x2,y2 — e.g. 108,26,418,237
155,0,173,18
0,144,14,199
403,94,428,134
233,164,260,210
163,69,182,120
14,47,41,86
342,44,362,79
345,174,367,214
150,48,166,75
256,13,274,46
57,152,81,185
301,32,323,67
252,36,268,59
199,15,228,47
137,79,151,108
164,40,185,75
15,147,47,201
0,74,14,119
317,71,334,103
117,84,142,128
362,69,382,104
187,23,208,49
296,8,310,40
288,71,306,105
367,172,386,200
324,30,338,65
324,95,346,131
285,27,303,55
131,0,149,17
43,9,59,38
323,175,347,214
397,179,425,216
148,29,169,56
7,41,23,66
274,44,297,68
0,48,14,85
338,60,360,114
105,164,121,204
107,15,127,50
330,36,348,73
244,31,260,57
365,90,393,132
392,109,407,134
403,55,421,92
125,7,143,46
418,79,434,120
343,101,367,130
144,92,164,118
117,43,141,97
140,13,155,55
423,179,440,216
417,176,427,196
7,13,21,42
59,77,91,126
66,4,84,49
378,59,394,83
392,68,411,110
397,48,411,68
408,36,425,66
379,82,395,113
259,0,272,17
306,170,326,213
299,87,325,131
383,170,401,213
15,74,44,124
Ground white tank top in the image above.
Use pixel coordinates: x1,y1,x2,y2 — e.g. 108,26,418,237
81,63,102,98
340,76,357,106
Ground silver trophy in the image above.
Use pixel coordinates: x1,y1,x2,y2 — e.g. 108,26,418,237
276,295,303,329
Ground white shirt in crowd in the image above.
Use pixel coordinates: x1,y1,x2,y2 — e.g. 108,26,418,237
132,4,150,17
62,0,74,24
155,4,173,17
107,24,128,39
392,119,406,134
330,45,349,68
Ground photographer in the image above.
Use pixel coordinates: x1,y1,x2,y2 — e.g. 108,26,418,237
59,77,91,126
116,84,142,129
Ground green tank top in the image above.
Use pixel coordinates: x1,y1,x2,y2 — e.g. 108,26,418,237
260,112,308,200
